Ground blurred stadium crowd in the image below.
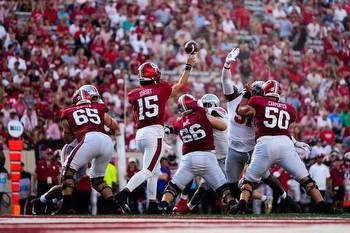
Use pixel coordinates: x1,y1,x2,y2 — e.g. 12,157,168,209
0,0,350,214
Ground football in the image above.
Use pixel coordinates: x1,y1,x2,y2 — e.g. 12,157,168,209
184,40,199,54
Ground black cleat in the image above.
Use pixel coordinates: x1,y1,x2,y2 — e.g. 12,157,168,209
113,191,132,214
315,201,343,214
229,200,253,215
54,207,76,215
148,201,160,214
158,201,172,215
31,198,47,215
282,196,301,213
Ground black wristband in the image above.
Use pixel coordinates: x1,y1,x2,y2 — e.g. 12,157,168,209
243,91,251,99
185,64,192,71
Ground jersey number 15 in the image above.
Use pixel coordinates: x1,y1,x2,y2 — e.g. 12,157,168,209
137,95,159,120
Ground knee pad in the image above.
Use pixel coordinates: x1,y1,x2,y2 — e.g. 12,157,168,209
91,177,112,194
240,179,256,196
300,175,318,195
164,182,181,199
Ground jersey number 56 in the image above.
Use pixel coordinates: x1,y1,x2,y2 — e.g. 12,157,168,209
179,124,206,143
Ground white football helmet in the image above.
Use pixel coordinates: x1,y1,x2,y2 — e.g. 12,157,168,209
200,94,220,108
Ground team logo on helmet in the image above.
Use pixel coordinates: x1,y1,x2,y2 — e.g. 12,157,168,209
178,94,196,113
79,85,103,103
138,62,161,84
262,80,282,99
72,89,91,105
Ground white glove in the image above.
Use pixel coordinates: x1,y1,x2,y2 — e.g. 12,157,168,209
224,48,240,68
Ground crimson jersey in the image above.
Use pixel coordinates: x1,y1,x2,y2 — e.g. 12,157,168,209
173,103,215,155
248,96,296,139
128,81,172,129
61,102,108,142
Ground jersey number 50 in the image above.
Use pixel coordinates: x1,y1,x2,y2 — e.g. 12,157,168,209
179,124,206,143
263,107,290,129
73,108,101,126
138,95,159,120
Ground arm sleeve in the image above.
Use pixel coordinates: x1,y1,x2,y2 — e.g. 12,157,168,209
221,67,234,95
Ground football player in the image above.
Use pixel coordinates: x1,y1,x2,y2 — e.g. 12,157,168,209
173,94,273,214
173,94,229,213
32,85,108,214
58,87,120,214
234,80,338,214
114,55,196,213
222,48,302,212
159,94,236,213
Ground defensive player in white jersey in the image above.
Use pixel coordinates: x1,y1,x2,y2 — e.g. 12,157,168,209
222,48,307,211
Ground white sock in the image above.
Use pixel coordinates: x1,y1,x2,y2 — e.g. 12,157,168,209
281,192,287,199
181,194,188,200
261,195,267,202
40,195,47,203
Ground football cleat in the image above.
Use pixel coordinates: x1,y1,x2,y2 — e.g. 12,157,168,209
314,201,343,214
158,201,172,215
282,195,301,213
148,201,161,214
54,207,76,215
173,198,191,214
113,191,132,214
31,198,47,215
264,196,273,214
229,200,253,215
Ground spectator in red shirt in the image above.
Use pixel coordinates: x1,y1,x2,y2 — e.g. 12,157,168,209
330,159,345,209
320,126,336,145
34,148,60,197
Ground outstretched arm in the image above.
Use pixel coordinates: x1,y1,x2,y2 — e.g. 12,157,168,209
221,48,240,101
170,54,197,97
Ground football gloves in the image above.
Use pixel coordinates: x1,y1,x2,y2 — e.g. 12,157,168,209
224,48,240,68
